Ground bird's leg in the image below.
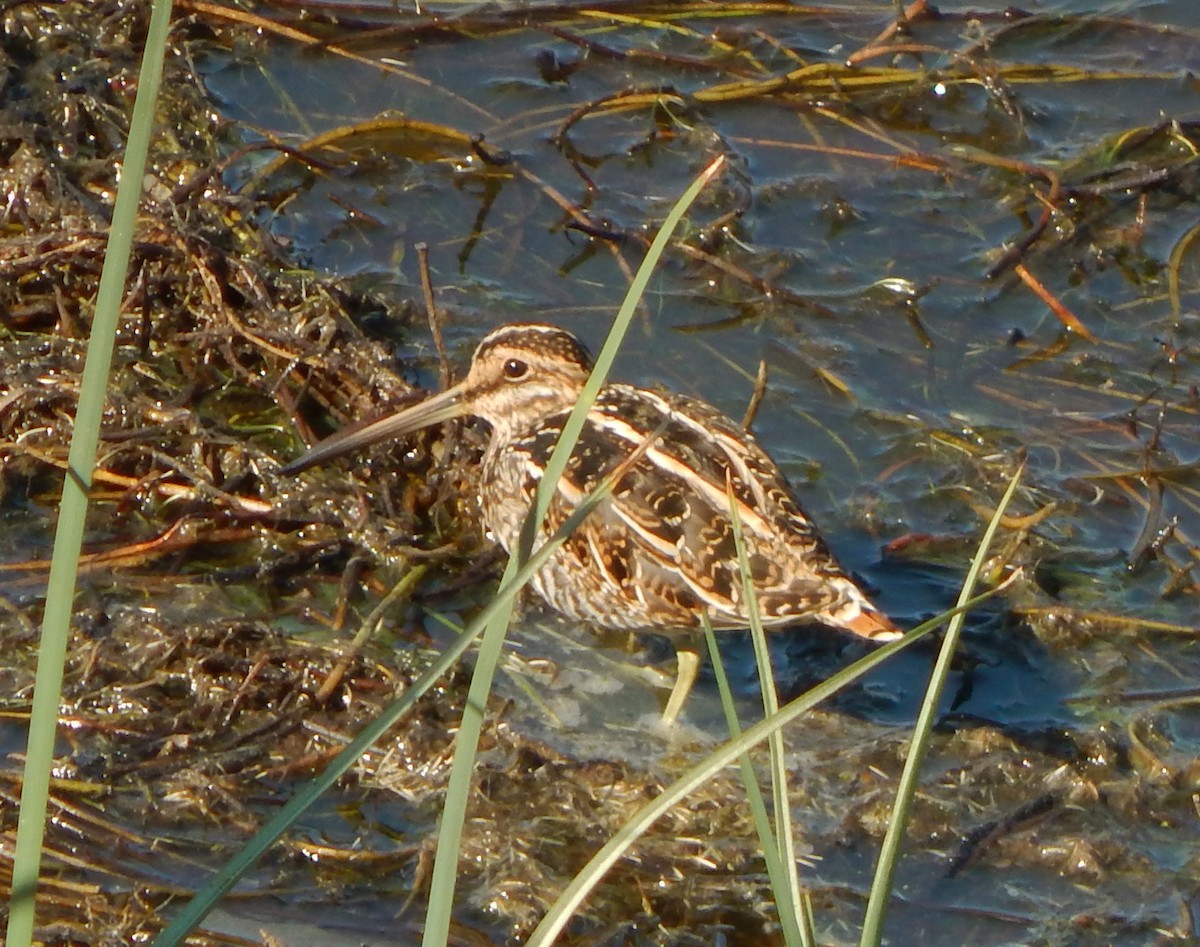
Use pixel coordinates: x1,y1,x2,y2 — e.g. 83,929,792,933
661,646,701,727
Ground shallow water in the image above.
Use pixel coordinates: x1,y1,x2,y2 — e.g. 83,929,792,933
4,0,1200,943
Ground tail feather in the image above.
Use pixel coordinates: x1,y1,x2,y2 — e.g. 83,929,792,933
839,607,903,641
823,583,903,641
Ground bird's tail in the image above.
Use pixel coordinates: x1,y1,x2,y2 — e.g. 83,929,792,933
823,581,903,642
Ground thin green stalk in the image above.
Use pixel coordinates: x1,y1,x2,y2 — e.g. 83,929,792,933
704,618,806,946
420,155,727,947
5,3,174,945
727,479,805,939
858,461,1025,947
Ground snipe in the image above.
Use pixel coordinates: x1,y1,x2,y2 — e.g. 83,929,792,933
283,323,901,724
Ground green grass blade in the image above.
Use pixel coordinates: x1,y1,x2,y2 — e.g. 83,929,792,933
5,3,175,945
704,617,806,947
858,460,1025,947
420,154,727,947
727,478,806,942
420,551,521,947
540,154,729,525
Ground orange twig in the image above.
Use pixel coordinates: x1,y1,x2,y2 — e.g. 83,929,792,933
1014,263,1097,342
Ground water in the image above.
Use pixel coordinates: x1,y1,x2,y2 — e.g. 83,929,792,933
4,1,1199,943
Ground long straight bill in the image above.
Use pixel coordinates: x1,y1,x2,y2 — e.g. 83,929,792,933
280,383,468,474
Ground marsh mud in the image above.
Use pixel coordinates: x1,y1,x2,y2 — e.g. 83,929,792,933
1,1,1198,944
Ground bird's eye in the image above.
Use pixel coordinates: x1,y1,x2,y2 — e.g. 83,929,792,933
503,358,529,380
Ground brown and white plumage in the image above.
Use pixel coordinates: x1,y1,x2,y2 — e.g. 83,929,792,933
284,323,901,722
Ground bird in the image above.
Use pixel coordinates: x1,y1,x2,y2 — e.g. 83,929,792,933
282,323,902,724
